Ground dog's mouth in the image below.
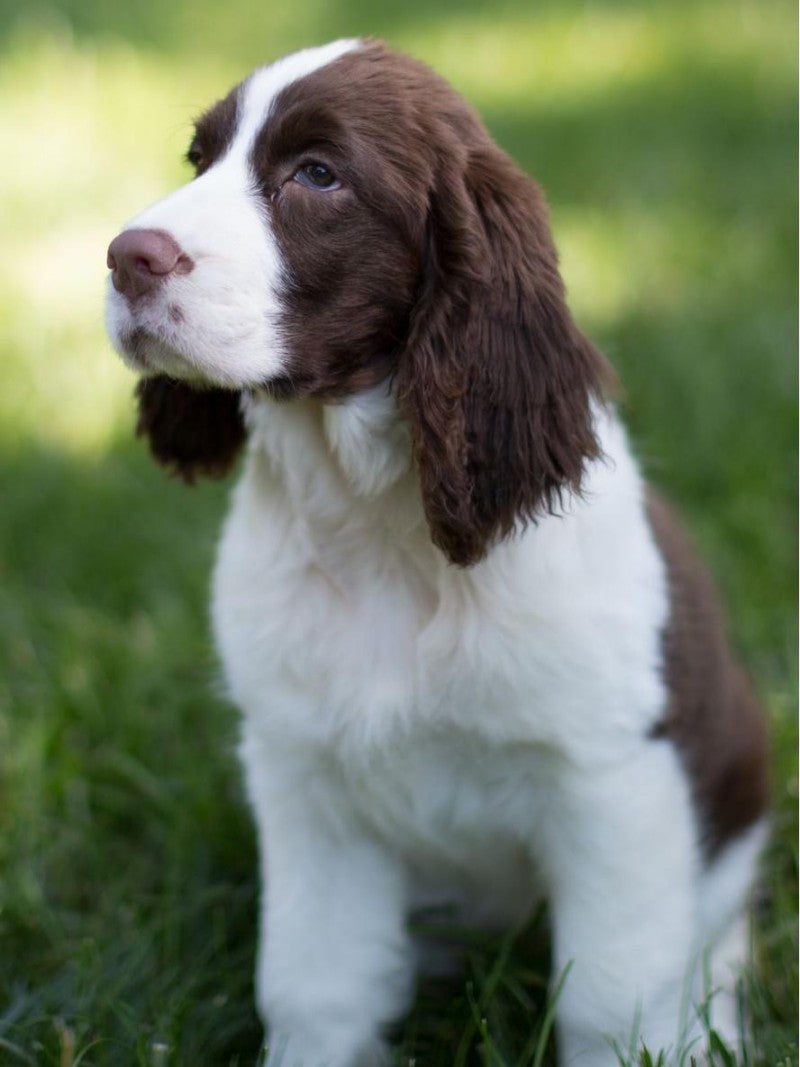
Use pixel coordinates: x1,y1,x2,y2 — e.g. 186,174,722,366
120,326,156,370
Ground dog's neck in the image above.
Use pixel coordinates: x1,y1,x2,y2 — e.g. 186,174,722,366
242,384,425,540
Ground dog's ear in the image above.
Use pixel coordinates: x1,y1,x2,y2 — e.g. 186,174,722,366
135,376,246,482
396,135,613,567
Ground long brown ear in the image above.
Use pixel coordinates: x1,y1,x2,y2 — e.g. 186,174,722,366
396,136,613,567
135,376,246,482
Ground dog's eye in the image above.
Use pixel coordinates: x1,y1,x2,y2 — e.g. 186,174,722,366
185,140,205,171
294,163,341,191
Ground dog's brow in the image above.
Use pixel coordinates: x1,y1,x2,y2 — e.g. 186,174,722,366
229,39,360,162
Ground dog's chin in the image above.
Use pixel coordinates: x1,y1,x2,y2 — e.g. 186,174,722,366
114,326,212,386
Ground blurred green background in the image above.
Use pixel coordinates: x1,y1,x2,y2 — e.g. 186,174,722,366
0,0,796,1064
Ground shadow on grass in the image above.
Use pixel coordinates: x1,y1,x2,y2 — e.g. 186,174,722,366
0,440,263,1065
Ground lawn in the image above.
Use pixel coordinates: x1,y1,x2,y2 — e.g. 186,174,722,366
0,0,796,1064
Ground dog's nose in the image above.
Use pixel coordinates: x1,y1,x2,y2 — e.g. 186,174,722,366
107,228,194,300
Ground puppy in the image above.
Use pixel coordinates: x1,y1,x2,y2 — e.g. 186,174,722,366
106,39,768,1066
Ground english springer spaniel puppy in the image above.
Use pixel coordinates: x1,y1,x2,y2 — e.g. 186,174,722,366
105,39,768,1066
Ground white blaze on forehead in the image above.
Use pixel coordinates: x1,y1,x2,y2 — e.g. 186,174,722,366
230,39,361,160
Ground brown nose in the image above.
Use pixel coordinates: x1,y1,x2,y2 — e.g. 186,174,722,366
107,228,194,300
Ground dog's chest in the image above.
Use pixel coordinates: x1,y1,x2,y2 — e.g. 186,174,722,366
215,475,537,738
212,424,669,763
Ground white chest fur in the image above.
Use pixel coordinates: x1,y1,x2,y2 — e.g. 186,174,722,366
212,389,669,764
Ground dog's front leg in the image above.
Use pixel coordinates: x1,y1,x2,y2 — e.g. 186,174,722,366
544,742,699,1066
241,732,413,1067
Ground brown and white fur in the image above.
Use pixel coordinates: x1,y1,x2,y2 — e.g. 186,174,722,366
105,40,768,1066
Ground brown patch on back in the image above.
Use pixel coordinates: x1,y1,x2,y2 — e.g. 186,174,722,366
647,489,768,860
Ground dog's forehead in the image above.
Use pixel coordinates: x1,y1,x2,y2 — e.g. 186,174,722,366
194,41,466,177
225,40,362,157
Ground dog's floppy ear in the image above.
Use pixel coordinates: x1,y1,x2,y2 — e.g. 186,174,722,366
135,376,246,482
396,134,613,567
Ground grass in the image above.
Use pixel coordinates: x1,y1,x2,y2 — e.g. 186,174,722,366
0,0,796,1063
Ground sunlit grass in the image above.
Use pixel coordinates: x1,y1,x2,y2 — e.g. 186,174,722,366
404,0,794,108
0,0,794,452
0,31,237,452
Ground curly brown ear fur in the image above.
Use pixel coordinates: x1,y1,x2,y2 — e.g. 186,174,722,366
396,125,613,567
135,376,246,482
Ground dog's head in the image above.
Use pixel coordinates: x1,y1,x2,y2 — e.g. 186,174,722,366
106,39,611,565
